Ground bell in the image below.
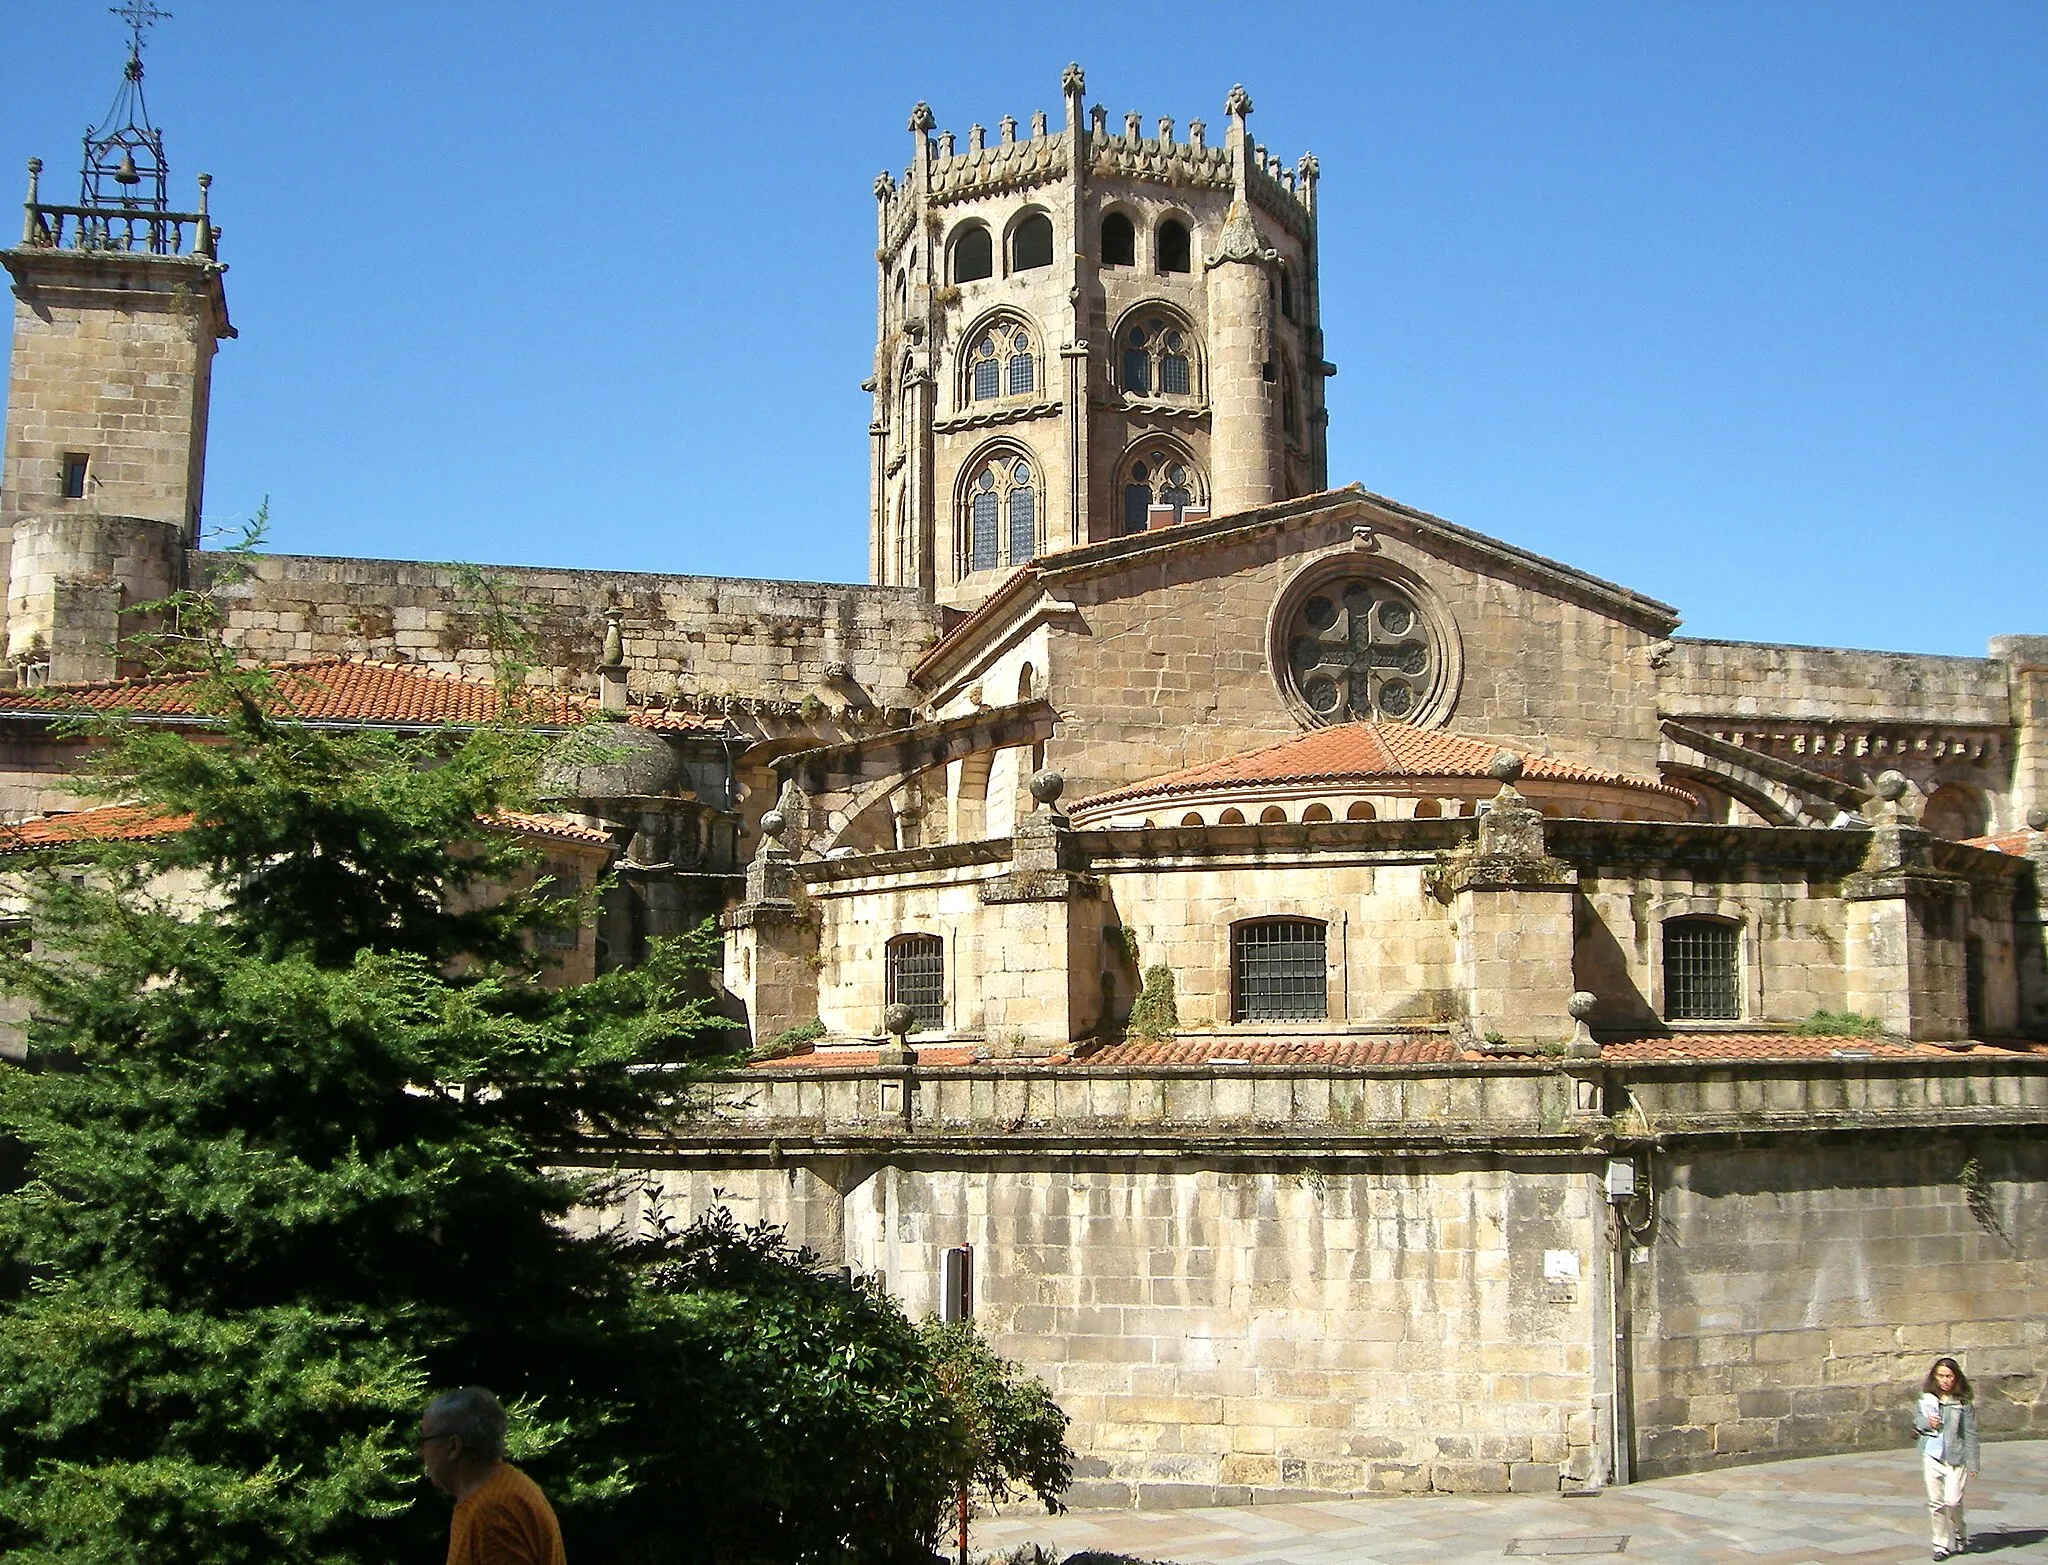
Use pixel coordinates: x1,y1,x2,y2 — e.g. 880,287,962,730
114,150,140,185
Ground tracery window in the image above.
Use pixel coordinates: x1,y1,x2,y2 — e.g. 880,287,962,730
1121,445,1202,534
965,321,1035,401
1012,212,1054,272
1119,313,1194,399
1281,577,1438,723
1662,917,1740,1021
1232,919,1328,1021
1101,211,1135,267
952,224,993,283
1158,218,1192,273
957,450,1038,576
886,933,945,1030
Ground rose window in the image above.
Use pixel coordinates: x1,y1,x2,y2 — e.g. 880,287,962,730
1284,578,1436,722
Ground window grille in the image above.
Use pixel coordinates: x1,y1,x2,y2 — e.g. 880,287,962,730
1007,350,1033,396
1122,346,1150,396
973,358,999,400
1159,353,1189,396
887,934,945,1029
958,451,1036,577
1662,918,1739,1021
1007,485,1036,564
1232,919,1328,1021
970,490,998,572
1121,315,1193,399
966,323,1032,403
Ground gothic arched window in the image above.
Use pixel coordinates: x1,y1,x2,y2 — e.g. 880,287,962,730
1119,314,1195,399
1279,268,1295,320
1157,218,1192,273
965,321,1035,401
1012,212,1054,272
957,450,1038,576
1122,445,1202,534
1101,211,1135,268
951,224,993,283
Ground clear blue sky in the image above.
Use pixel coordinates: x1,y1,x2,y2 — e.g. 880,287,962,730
3,2,2042,657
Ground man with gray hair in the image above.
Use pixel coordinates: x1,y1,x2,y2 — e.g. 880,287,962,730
418,1386,566,1564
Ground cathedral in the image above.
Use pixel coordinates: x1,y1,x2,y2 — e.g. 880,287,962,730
3,42,2045,1506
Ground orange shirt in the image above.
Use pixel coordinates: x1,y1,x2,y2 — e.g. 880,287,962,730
446,1464,566,1565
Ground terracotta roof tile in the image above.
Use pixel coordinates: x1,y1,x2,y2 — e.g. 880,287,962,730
1,803,618,855
1072,1035,1461,1067
1590,1033,2044,1062
0,658,729,734
487,810,616,848
1078,723,1690,810
748,1044,983,1070
1962,830,2038,857
0,804,190,849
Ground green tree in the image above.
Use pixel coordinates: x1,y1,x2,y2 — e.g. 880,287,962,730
0,611,1070,1563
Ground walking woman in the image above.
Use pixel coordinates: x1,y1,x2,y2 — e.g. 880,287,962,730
1915,1357,1979,1559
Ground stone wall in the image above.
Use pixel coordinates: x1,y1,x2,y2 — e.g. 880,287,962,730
202,552,948,714
1657,639,2012,727
1628,1131,2048,1477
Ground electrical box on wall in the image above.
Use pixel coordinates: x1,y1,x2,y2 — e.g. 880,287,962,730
1605,1159,1638,1201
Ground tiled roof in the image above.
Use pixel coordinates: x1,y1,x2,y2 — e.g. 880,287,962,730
0,804,189,849
749,1044,984,1070
0,802,617,854
0,658,728,734
486,810,616,847
744,1030,2044,1072
1079,723,1690,809
1963,830,2038,857
1074,1035,1462,1067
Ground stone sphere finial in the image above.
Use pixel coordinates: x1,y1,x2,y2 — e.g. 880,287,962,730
1568,991,1599,1022
1028,768,1065,807
1489,750,1524,785
760,809,787,841
1874,770,1908,803
2027,805,2048,832
883,1003,915,1042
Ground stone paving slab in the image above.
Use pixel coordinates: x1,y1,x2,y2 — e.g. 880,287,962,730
973,1442,2048,1565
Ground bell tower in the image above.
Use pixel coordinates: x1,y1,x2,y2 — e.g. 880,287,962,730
0,1,232,684
868,65,1329,609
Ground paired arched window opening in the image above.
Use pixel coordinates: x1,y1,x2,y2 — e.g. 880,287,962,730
952,224,993,283
886,933,945,1031
1101,211,1135,268
1158,218,1192,273
957,448,1039,576
1119,312,1194,399
965,319,1035,401
1122,443,1204,534
1012,212,1054,272
1662,916,1741,1021
1232,918,1328,1021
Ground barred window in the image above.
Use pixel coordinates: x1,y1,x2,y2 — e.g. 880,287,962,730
1662,917,1740,1021
966,323,1033,402
1232,919,1328,1022
887,934,945,1030
957,451,1037,576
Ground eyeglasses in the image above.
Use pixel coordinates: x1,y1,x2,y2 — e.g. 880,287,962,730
416,1431,458,1449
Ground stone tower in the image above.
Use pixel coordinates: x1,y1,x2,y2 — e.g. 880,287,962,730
869,66,1328,608
0,15,231,684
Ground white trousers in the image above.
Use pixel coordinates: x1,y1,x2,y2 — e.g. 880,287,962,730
1924,1453,1969,1551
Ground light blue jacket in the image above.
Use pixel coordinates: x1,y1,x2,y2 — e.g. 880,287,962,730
1917,1393,1980,1470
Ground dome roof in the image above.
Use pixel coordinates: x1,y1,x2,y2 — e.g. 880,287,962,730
537,721,681,801
1071,723,1696,822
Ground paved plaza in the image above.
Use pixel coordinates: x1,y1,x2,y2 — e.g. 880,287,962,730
974,1441,2048,1565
